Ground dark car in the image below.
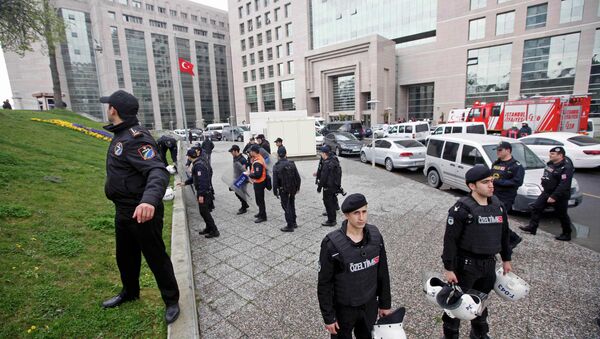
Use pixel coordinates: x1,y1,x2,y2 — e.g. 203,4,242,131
322,121,365,140
324,131,364,156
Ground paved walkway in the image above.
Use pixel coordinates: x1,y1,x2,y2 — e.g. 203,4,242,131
181,141,600,338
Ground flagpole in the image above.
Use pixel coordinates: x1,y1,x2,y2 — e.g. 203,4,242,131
175,33,188,136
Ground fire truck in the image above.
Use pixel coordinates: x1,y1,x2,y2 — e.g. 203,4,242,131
466,95,590,135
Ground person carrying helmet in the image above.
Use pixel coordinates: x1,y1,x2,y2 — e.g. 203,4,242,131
318,193,392,339
441,165,513,339
518,121,532,137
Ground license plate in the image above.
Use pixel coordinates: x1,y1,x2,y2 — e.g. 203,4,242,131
568,199,576,205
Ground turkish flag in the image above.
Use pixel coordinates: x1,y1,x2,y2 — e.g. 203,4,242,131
178,58,195,76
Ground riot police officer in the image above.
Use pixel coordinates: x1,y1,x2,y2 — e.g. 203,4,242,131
228,145,250,214
100,90,180,324
520,146,574,241
245,145,268,223
317,145,342,226
441,165,512,339
201,135,214,164
491,141,524,248
318,193,392,339
272,146,301,232
157,135,178,169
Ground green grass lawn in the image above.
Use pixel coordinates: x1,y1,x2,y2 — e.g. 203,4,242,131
0,109,173,337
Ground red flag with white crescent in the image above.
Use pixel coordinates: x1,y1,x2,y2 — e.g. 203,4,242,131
178,57,195,76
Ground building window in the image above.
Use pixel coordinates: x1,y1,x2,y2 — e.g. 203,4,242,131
247,19,253,31
498,0,510,3
333,74,355,111
277,63,284,76
496,11,514,35
407,83,434,120
117,0,128,5
267,47,273,60
242,55,247,67
589,30,600,117
265,30,272,43
243,71,248,82
246,2,251,15
74,48,81,55
108,11,116,20
239,6,243,18
559,0,583,23
284,3,290,17
526,3,548,29
246,86,258,112
211,19,216,25
254,0,259,11
132,0,141,8
258,50,264,62
466,44,512,105
469,17,485,41
158,7,166,14
111,26,120,55
265,11,271,25
259,67,265,79
192,15,198,21
470,0,486,10
170,9,177,16
196,41,214,124
71,32,78,38
251,69,256,81
150,20,167,28
264,0,269,7
276,44,282,58
194,29,207,36
115,60,126,88
250,52,255,64
287,60,293,74
146,4,154,11
173,24,188,33
240,23,245,34
181,12,188,19
286,42,292,56
280,79,295,110
123,14,143,24
219,21,225,27
249,36,254,48
201,17,207,23
285,23,291,37
68,14,76,20
521,33,580,96
241,39,246,51
256,15,262,28
257,33,263,46
268,65,274,77
275,26,281,40
261,83,275,110
274,7,280,21
213,32,225,39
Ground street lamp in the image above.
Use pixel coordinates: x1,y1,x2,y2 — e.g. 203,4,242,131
366,99,380,168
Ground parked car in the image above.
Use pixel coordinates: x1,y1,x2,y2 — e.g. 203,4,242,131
371,124,389,139
385,121,430,142
323,131,363,156
314,118,325,131
519,132,600,168
222,126,249,141
203,123,229,141
428,122,487,140
360,138,426,171
173,129,199,140
322,121,365,140
315,129,324,147
423,134,583,212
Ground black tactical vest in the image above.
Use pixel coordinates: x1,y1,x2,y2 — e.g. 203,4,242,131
458,196,504,256
327,224,383,307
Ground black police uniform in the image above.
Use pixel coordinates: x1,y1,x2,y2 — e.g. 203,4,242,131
157,135,178,167
260,139,271,154
272,156,301,229
104,118,179,307
318,155,341,224
441,195,511,339
233,153,250,212
526,158,574,236
201,138,214,163
185,154,219,237
491,157,524,212
318,221,391,339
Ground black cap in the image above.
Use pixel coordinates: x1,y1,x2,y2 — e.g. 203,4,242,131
277,146,287,157
186,148,197,157
465,164,492,185
550,146,565,155
228,145,240,152
257,134,265,140
341,193,368,213
275,137,283,143
320,145,331,153
99,90,139,117
497,141,512,151
249,145,261,153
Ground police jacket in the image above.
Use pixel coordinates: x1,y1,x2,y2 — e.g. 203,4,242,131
157,135,177,150
272,158,300,195
491,157,524,194
233,154,248,177
104,118,169,208
541,158,573,201
201,138,214,154
260,140,271,154
318,221,391,325
184,157,212,198
441,195,511,271
319,155,340,190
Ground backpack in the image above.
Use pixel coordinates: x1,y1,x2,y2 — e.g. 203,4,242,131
280,161,301,194
331,159,342,189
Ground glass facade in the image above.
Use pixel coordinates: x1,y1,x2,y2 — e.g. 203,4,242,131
520,33,580,97
332,74,355,112
466,44,512,105
589,30,600,117
151,34,176,129
280,79,295,111
245,86,258,112
214,44,231,122
261,83,275,111
195,41,214,124
310,0,436,49
111,26,120,55
125,29,154,127
526,3,547,30
407,83,434,120
115,60,125,88
59,9,102,119
176,38,196,127
495,11,514,35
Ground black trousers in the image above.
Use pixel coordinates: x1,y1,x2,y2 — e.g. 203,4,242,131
198,197,218,233
528,192,572,235
114,203,179,306
442,257,496,339
235,192,250,209
159,146,177,166
332,298,378,339
254,181,267,219
323,188,337,222
494,191,521,243
280,192,296,227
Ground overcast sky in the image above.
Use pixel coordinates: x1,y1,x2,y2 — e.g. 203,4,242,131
0,0,229,104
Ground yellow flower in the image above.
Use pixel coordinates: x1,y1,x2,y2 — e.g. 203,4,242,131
16,243,22,248
34,267,39,271
31,237,37,241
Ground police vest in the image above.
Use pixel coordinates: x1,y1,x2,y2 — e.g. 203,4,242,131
251,155,267,183
326,224,383,307
458,196,504,256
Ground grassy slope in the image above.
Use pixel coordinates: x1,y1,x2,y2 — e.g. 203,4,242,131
0,109,172,338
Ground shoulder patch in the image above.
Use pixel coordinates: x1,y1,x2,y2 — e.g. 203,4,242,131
447,216,454,225
137,145,156,160
114,142,123,156
129,127,143,138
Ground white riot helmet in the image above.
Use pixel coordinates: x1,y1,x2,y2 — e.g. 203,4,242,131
437,285,487,321
163,186,175,201
423,276,448,305
494,267,530,301
166,165,177,175
372,307,407,339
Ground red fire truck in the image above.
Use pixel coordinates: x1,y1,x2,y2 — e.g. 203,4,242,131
466,95,590,135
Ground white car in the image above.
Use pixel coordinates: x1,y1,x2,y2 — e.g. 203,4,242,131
315,129,324,147
519,132,600,168
385,121,430,142
360,138,426,171
371,124,389,139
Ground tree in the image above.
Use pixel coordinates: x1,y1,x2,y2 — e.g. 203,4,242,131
0,0,66,108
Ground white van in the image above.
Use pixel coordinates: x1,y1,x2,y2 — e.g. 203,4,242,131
447,109,470,122
423,134,583,212
204,123,230,140
428,122,486,140
385,121,430,142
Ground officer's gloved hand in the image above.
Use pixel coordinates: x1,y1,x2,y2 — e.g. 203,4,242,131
317,186,322,193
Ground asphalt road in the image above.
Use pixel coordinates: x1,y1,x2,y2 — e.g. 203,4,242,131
346,153,600,253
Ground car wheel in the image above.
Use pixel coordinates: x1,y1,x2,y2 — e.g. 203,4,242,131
427,169,442,189
385,158,394,172
237,136,243,142
360,152,368,163
336,147,342,157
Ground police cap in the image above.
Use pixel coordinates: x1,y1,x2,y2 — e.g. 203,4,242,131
275,137,283,143
320,145,331,154
249,145,261,154
256,134,265,140
550,146,565,155
99,90,139,117
228,144,240,152
186,148,197,157
497,141,512,151
465,164,492,185
341,193,368,213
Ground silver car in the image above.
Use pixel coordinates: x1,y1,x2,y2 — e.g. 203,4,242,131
360,138,426,171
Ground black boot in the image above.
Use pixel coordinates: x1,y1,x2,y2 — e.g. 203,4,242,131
280,226,294,232
199,228,209,235
519,225,537,235
555,233,571,241
101,293,138,308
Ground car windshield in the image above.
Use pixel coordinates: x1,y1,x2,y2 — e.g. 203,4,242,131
393,140,423,148
335,132,357,141
568,136,599,146
483,143,545,169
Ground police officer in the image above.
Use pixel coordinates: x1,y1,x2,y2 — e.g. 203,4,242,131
242,136,256,155
201,135,214,164
256,134,271,154
317,145,341,226
441,165,512,339
99,90,180,324
274,137,284,153
491,141,524,248
179,148,219,238
272,146,301,232
228,145,250,215
318,193,392,339
519,146,574,241
245,145,268,223
157,135,178,169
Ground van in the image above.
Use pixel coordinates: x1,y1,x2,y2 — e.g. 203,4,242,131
423,134,583,212
204,123,230,140
222,125,249,141
322,121,365,140
447,109,470,122
428,122,487,140
385,121,430,142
